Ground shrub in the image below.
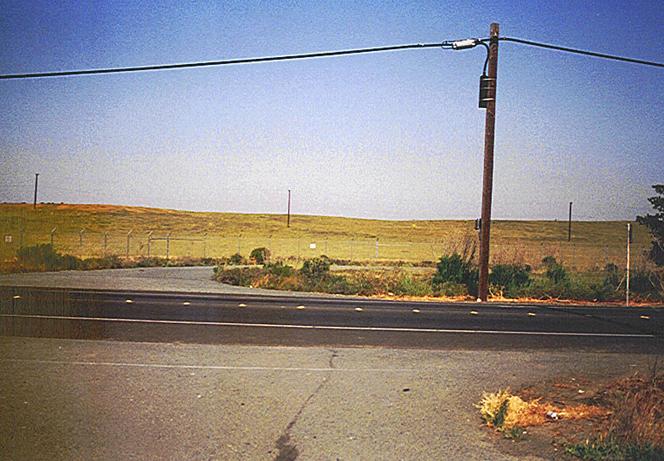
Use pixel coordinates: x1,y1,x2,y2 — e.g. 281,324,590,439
434,282,468,297
542,256,568,284
393,275,433,297
630,268,661,298
215,267,262,286
17,244,74,271
249,247,271,265
228,253,245,265
264,261,295,277
300,256,331,280
603,263,621,289
433,253,479,296
490,264,531,296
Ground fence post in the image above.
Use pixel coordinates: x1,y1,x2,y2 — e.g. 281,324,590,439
126,230,133,258
147,231,153,257
103,232,108,256
50,227,56,247
166,232,171,260
79,229,85,250
626,223,631,307
350,238,354,261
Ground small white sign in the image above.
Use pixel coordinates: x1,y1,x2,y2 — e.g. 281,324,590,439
309,243,316,249
4,235,12,243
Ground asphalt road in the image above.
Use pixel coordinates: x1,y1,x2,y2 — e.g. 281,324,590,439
1,286,661,353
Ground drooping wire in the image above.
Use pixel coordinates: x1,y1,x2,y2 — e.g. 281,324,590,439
498,37,664,68
0,42,455,80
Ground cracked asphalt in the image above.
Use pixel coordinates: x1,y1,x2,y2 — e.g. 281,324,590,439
0,336,658,460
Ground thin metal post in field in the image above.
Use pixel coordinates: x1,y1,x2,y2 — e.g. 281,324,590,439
626,223,631,306
287,189,291,228
126,230,133,258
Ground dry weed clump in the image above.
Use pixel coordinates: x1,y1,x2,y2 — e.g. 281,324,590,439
477,389,610,431
597,372,664,449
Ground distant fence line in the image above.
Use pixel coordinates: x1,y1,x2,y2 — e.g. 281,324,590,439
0,229,650,271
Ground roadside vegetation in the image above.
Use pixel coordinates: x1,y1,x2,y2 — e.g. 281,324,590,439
211,246,663,302
478,369,664,460
4,242,661,302
2,243,218,273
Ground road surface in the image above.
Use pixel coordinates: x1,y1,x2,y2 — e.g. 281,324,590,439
0,286,660,353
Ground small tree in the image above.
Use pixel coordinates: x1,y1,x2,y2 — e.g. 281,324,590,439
636,184,664,266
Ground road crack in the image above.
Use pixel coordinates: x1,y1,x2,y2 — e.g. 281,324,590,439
274,349,338,461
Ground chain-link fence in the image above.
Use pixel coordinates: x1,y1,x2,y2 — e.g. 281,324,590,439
0,225,650,271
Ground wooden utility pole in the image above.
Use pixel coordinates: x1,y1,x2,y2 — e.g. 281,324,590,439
287,189,291,227
477,23,499,302
33,173,39,209
568,202,573,241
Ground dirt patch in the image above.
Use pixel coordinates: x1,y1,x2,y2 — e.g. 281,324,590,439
481,369,664,460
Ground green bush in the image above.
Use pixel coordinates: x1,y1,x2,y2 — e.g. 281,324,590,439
228,253,245,265
264,261,295,277
603,263,621,289
630,268,661,297
16,244,77,271
433,253,478,296
542,256,568,284
300,256,331,280
521,274,617,302
393,275,433,297
249,247,271,265
490,264,531,296
215,267,262,286
434,281,468,297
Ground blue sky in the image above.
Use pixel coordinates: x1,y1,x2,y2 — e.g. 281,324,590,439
1,0,662,220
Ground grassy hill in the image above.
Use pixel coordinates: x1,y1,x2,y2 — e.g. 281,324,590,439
0,203,651,270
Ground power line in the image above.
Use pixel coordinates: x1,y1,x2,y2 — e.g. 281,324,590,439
0,42,453,80
499,37,664,68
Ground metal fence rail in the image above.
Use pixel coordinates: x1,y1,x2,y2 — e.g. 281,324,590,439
0,229,651,271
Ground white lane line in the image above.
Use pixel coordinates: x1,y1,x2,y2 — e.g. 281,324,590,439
238,303,247,308
640,315,650,320
296,305,306,310
0,314,654,338
412,309,420,314
125,299,133,304
182,302,191,306
354,307,363,312
0,358,416,373
12,295,21,299
469,311,478,315
528,312,536,317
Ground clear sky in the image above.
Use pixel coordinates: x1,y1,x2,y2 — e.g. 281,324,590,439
1,0,662,220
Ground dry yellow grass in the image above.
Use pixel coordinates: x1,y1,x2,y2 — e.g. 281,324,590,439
0,202,651,269
477,389,610,430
